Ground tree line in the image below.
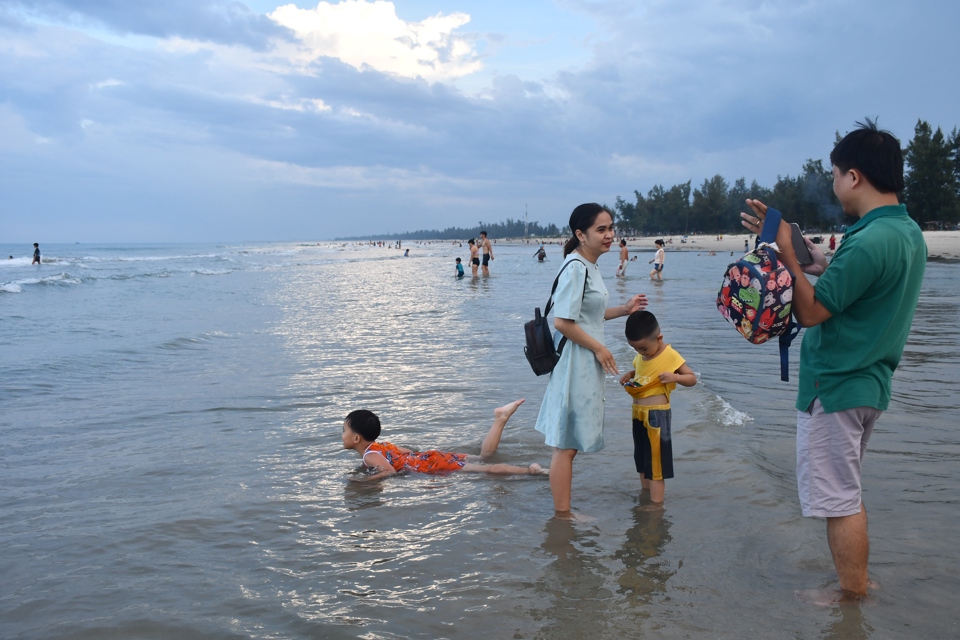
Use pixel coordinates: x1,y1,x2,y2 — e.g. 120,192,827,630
614,119,960,235
338,218,561,241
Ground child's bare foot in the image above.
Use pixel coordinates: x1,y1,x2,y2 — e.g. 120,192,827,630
494,398,525,421
528,463,549,475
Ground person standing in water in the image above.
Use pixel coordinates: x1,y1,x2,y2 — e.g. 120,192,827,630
468,238,480,277
32,243,41,265
615,239,629,278
648,239,665,280
479,231,493,276
533,203,647,519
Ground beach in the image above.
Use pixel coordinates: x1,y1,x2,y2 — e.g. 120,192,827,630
1,241,958,638
506,230,960,260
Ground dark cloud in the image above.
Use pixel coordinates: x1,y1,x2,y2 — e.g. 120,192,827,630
11,0,293,49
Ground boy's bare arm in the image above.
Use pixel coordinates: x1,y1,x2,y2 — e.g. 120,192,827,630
354,452,397,482
661,363,697,387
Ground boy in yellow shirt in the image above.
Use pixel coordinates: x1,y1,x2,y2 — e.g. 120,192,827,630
619,311,697,503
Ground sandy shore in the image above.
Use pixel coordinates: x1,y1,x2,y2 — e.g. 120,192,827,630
506,230,960,260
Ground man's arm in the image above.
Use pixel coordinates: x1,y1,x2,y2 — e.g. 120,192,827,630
741,199,834,328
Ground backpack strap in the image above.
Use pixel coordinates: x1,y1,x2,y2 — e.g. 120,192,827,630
763,207,800,382
544,258,588,356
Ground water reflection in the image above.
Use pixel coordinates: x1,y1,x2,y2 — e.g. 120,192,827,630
820,601,874,640
534,518,612,639
614,503,674,604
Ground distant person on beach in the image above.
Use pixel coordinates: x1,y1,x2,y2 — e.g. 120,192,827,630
740,119,926,600
534,203,648,519
615,239,629,278
479,231,493,275
32,243,40,265
535,244,547,262
404,249,409,257
648,239,665,280
829,234,837,251
468,238,480,276
455,257,465,278
744,238,750,252
342,399,548,480
619,311,697,504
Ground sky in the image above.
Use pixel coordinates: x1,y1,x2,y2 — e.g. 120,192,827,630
2,0,958,242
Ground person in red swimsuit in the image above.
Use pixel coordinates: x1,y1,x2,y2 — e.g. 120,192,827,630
342,399,549,480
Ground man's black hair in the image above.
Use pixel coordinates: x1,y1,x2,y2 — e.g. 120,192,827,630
345,410,381,441
830,118,904,194
625,310,660,341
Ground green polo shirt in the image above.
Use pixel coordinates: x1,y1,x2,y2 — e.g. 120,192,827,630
796,204,926,413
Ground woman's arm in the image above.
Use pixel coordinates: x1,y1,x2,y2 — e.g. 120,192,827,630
554,317,620,375
604,293,648,320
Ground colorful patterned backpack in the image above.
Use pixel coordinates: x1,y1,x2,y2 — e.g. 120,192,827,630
717,208,800,381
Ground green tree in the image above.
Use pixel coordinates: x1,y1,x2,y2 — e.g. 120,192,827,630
690,174,729,232
904,119,960,225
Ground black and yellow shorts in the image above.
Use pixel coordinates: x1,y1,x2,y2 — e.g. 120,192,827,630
631,404,674,480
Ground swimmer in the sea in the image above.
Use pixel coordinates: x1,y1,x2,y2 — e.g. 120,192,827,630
342,399,549,481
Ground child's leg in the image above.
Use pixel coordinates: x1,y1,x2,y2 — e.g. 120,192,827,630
646,479,665,503
480,398,525,460
461,462,548,475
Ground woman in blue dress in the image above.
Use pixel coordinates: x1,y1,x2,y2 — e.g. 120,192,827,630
534,203,648,518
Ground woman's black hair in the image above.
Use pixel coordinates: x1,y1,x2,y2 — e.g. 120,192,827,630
563,203,613,257
345,410,381,441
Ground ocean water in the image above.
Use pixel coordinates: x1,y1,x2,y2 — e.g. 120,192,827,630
1,241,957,639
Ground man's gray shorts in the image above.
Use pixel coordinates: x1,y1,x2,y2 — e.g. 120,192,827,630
796,398,882,518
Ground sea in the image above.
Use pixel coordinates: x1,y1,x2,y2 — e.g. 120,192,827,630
1,240,957,639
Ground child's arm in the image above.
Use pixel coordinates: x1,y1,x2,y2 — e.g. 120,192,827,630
619,369,636,385
659,363,698,387
355,451,397,482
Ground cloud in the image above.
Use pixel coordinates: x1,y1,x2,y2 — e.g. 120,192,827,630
9,0,292,49
269,0,482,81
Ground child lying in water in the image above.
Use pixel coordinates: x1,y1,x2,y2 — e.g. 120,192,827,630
342,399,549,481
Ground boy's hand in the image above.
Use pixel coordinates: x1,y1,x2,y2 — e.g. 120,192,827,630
619,370,635,385
659,371,677,384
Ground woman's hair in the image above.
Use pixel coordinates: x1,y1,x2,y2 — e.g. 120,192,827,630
468,238,475,245
345,410,381,441
564,203,613,257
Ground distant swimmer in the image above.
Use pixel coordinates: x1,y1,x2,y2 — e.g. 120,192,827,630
534,244,547,262
404,249,410,257
342,399,549,480
455,257,465,278
32,243,40,265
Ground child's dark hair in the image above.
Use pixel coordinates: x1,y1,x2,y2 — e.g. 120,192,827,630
456,257,462,263
830,118,904,194
345,410,381,441
625,310,660,341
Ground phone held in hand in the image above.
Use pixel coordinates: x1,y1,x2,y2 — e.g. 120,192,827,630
790,223,814,266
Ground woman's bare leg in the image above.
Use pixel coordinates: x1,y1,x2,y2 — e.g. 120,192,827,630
550,448,577,514
480,399,525,460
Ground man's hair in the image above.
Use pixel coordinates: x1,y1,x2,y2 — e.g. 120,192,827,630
480,230,487,237
345,410,381,441
625,310,660,341
830,118,904,194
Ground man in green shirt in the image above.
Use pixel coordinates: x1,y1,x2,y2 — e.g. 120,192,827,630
740,120,927,599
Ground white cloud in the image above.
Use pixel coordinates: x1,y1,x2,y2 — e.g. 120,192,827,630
269,0,482,81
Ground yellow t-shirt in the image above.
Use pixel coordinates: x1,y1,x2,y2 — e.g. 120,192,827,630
628,344,685,402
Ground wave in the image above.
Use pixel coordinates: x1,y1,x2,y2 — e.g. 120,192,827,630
695,391,753,427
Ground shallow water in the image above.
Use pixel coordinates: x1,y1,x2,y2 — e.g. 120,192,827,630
1,241,958,638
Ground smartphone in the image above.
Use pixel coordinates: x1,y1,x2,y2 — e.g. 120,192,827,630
790,223,814,266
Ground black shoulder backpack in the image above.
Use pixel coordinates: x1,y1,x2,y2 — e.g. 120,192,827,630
524,258,587,376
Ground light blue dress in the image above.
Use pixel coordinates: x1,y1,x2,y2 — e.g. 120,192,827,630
534,253,609,452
